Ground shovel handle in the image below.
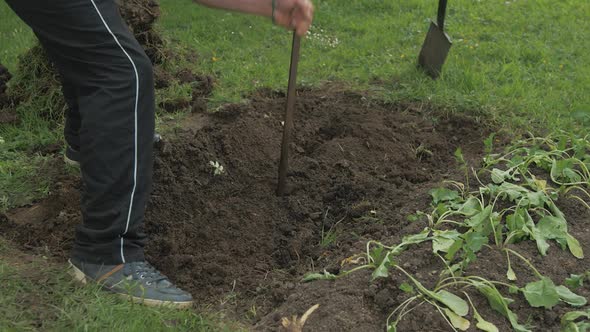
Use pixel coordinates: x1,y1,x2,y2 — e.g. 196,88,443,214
437,0,448,30
277,32,301,196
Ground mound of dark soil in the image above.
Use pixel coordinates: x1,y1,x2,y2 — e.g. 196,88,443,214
2,89,588,331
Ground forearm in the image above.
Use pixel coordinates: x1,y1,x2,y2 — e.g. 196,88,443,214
194,0,272,17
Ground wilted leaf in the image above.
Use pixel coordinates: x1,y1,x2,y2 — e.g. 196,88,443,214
566,234,584,259
561,310,590,327
443,308,470,331
537,215,567,240
525,191,546,207
476,283,531,332
463,231,488,253
491,168,518,184
474,310,499,332
466,206,493,229
429,188,460,204
497,182,529,202
444,238,464,261
507,265,517,281
401,228,431,246
302,271,337,282
372,253,391,280
561,310,590,332
399,282,414,294
458,197,482,216
436,290,469,317
565,274,585,289
552,159,583,184
556,286,588,307
433,230,462,254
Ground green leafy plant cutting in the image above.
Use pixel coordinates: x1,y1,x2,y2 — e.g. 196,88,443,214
303,132,590,331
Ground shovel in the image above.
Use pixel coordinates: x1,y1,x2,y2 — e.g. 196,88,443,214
277,32,301,196
418,0,452,79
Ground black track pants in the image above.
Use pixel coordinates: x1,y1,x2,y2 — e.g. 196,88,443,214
6,0,155,264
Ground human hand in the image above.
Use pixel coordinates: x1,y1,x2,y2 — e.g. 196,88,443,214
272,0,314,36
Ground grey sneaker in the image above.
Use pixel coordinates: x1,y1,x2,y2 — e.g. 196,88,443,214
69,258,193,309
64,145,80,166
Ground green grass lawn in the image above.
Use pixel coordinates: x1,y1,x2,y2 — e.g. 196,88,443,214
155,0,590,131
1,0,589,330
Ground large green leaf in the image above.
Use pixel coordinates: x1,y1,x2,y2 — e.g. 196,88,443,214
524,191,547,207
433,230,462,254
458,197,482,216
537,215,568,240
463,231,488,253
466,206,493,230
497,182,530,202
522,278,560,309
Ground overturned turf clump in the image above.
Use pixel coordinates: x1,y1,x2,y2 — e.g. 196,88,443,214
4,0,210,123
0,63,19,124
7,46,65,122
0,64,11,96
0,64,12,109
117,0,166,64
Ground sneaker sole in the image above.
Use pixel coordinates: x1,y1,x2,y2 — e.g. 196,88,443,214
68,260,193,309
63,154,80,167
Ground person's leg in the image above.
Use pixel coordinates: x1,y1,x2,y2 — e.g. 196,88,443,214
5,0,191,307
6,0,154,264
55,69,157,166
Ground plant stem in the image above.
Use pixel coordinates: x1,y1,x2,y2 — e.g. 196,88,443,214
503,248,543,279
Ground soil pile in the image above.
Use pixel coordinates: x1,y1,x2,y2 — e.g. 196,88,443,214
2,88,588,331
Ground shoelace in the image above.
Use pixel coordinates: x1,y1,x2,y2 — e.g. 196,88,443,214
125,262,169,286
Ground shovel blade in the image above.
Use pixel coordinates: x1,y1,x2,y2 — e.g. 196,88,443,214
418,21,452,79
